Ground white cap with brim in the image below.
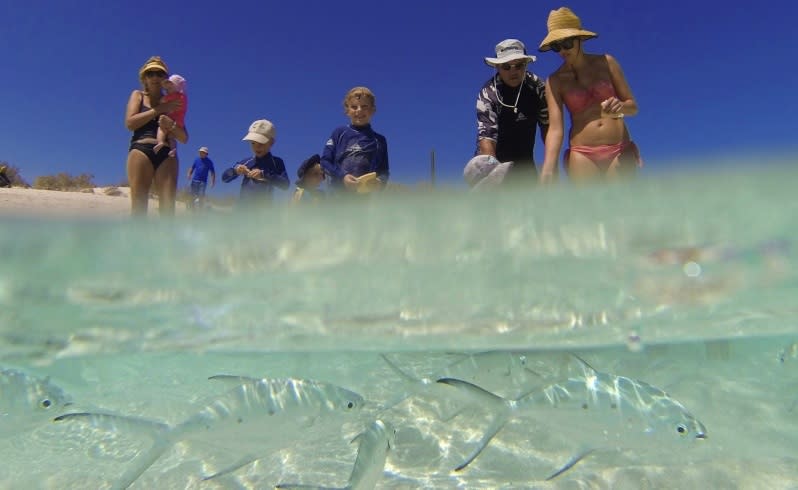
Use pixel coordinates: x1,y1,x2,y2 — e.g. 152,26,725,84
464,155,513,190
198,146,209,154
484,39,536,67
243,119,276,144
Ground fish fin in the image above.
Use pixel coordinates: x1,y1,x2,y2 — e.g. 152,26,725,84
435,378,512,471
54,412,176,490
112,437,174,490
202,454,259,481
570,354,599,375
545,448,594,481
436,378,507,411
350,431,364,445
376,354,424,412
454,413,509,471
380,354,422,384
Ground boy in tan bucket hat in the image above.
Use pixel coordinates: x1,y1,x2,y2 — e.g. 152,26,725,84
537,7,642,184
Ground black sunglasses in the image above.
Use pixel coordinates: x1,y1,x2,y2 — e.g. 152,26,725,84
144,70,167,78
550,37,577,52
500,62,527,71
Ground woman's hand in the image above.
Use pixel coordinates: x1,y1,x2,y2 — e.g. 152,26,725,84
234,164,249,175
601,97,624,115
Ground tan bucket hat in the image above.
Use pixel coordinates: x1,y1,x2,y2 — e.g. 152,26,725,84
538,7,598,52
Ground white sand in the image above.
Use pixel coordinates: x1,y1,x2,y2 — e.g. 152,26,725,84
0,187,186,218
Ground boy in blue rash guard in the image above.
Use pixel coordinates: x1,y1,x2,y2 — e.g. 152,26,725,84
320,87,389,193
221,119,290,204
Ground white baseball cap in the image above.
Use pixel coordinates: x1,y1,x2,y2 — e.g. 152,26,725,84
243,119,276,144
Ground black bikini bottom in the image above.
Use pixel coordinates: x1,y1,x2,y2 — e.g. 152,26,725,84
130,142,171,170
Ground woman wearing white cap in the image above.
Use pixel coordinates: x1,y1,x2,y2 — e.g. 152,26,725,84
537,7,641,183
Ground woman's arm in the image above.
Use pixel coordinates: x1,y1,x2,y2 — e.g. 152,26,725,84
605,54,638,117
125,90,158,131
539,76,565,184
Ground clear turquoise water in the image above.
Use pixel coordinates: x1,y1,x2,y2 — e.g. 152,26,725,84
1,166,797,489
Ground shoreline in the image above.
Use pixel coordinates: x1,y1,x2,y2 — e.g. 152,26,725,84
0,187,187,218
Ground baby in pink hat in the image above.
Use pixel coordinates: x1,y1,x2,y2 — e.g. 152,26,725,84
155,74,188,157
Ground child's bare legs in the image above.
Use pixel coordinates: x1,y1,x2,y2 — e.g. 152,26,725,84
154,127,169,153
168,136,178,158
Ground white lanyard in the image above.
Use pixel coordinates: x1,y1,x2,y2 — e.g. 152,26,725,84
493,74,523,114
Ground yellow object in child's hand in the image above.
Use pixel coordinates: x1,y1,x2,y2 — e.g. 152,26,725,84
355,172,380,193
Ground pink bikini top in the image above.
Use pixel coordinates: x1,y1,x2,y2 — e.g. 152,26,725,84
563,79,616,114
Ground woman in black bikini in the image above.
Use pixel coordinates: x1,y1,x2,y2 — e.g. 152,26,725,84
125,56,188,216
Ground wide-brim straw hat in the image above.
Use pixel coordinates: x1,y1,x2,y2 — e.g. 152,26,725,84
538,7,598,52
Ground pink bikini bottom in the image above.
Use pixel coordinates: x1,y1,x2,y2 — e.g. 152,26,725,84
565,141,642,172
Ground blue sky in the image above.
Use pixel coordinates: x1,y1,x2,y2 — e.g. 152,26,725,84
0,1,794,197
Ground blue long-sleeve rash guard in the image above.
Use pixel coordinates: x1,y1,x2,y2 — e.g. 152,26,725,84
320,124,389,189
221,153,289,200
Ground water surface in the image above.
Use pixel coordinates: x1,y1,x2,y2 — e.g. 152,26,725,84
1,167,796,488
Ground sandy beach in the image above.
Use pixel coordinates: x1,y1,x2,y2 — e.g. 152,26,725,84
0,187,186,218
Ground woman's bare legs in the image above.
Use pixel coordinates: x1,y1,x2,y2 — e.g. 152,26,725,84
154,156,178,216
127,149,155,216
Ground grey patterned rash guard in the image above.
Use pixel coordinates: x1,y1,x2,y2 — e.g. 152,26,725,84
476,72,548,173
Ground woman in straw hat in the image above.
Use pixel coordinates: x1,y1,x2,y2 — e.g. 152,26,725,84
125,55,188,216
537,7,641,183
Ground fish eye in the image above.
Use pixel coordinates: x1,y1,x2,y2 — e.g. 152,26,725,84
40,399,52,409
347,401,354,409
676,424,687,435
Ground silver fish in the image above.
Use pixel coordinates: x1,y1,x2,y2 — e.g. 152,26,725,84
55,375,364,489
0,368,71,437
378,351,549,413
276,419,396,490
437,355,707,473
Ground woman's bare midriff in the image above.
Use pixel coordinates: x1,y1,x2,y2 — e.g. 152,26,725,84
569,109,630,147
